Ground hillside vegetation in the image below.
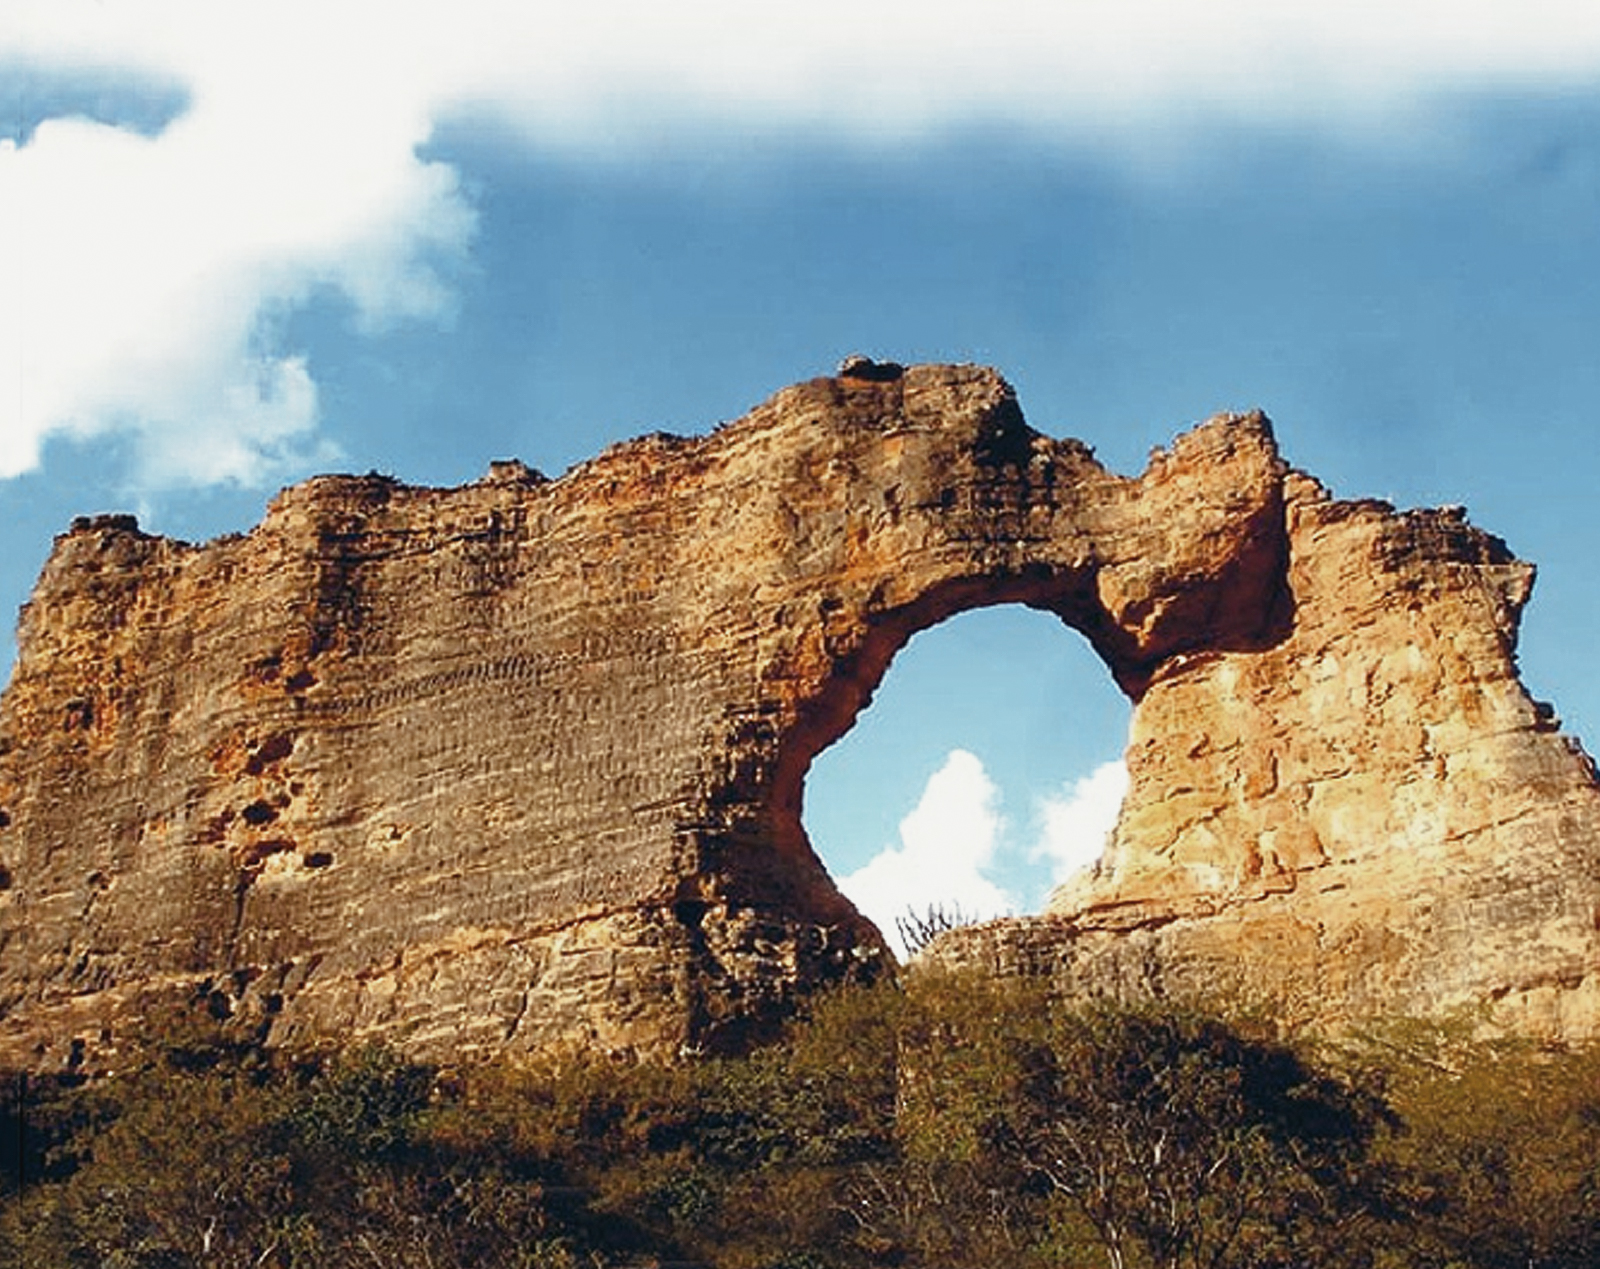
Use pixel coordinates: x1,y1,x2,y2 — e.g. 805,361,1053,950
4,971,1598,1268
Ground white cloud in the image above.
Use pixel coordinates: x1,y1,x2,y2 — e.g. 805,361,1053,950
455,3,1600,151
11,0,1600,488
2,1,474,490
838,749,1014,957
1032,760,1129,889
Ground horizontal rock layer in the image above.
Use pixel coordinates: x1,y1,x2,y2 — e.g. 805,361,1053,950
1,363,1597,1068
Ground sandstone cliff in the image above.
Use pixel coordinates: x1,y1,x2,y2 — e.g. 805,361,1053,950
934,480,1600,1041
1,363,1597,1068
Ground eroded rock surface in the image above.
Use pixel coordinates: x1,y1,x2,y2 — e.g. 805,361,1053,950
1,363,1596,1068
935,477,1600,1040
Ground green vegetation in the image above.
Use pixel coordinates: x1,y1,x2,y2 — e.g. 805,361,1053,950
4,975,1598,1268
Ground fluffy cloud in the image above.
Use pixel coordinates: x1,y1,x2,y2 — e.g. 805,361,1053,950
2,2,473,488
838,749,1015,957
1032,760,1130,888
10,1,1600,488
837,750,1130,953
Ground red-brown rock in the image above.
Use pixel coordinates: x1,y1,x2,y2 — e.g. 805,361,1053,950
1,363,1596,1068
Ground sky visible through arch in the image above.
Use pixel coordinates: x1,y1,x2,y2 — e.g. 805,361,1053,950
807,606,1132,951
6,3,1600,940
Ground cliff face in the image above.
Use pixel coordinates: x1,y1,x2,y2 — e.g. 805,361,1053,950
1,363,1597,1069
935,480,1600,1040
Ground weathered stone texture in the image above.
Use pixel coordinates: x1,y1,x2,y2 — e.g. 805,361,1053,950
1,362,1598,1067
935,478,1600,1040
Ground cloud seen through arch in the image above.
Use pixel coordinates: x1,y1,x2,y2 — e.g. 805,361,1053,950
837,749,1127,957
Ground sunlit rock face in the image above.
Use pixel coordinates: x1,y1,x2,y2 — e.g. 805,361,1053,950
1,363,1596,1069
933,466,1600,1043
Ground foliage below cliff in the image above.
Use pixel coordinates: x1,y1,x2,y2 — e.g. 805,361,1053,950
3,973,1598,1269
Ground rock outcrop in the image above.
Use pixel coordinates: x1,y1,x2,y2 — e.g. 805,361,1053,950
1,363,1597,1068
934,483,1600,1040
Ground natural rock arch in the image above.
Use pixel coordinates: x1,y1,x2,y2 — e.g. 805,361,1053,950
2,363,1598,1068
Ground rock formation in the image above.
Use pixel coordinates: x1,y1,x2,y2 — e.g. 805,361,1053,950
1,363,1597,1069
935,487,1600,1041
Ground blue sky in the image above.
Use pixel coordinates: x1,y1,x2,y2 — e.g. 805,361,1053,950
6,3,1600,947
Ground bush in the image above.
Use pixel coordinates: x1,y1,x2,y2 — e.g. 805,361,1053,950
893,974,1391,1269
12,976,1597,1269
1368,1024,1600,1269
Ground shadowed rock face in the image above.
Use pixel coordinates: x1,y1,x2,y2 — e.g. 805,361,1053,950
1,363,1596,1069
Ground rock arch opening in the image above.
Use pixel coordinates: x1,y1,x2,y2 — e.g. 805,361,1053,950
798,604,1132,953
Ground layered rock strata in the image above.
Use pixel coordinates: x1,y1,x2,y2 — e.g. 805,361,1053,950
1,363,1596,1068
935,481,1600,1040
